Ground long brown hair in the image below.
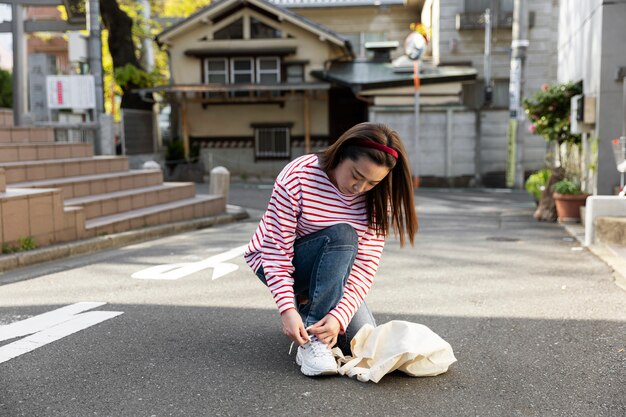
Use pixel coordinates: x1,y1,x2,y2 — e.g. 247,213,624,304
318,122,418,246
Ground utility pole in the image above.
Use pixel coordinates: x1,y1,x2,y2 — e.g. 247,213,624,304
506,0,529,188
483,8,492,106
87,0,104,154
11,2,26,126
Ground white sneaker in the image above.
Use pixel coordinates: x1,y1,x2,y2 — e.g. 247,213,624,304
295,337,338,376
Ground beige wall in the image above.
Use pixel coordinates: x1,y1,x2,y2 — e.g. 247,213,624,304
292,5,420,59
186,93,329,138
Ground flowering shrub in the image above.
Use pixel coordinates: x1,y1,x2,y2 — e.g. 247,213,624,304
523,82,582,145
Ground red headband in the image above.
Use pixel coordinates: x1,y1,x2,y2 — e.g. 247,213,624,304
354,139,398,159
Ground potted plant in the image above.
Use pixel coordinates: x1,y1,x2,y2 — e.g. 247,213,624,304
552,179,589,222
523,81,584,221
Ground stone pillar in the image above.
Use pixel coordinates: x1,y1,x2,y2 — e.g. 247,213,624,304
209,166,230,202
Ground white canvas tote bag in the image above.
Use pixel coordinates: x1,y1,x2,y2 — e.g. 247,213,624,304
334,320,457,383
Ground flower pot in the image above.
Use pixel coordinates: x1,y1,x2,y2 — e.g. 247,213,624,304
553,192,589,223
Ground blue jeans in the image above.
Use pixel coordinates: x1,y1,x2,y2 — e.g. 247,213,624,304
256,223,376,354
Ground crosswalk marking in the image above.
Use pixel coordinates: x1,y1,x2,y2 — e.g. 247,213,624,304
131,245,247,280
0,303,123,365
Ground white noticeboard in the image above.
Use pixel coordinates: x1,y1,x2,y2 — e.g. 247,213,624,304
47,75,96,110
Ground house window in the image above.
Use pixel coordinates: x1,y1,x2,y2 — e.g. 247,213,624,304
205,58,228,83
256,57,280,84
285,64,304,83
255,127,290,158
214,18,244,40
230,57,254,83
250,17,282,39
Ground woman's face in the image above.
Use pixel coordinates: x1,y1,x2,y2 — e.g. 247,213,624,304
330,156,391,196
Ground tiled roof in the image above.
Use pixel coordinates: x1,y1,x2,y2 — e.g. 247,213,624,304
268,0,405,7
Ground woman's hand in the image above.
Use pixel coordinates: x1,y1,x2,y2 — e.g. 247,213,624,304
308,314,341,347
280,309,310,346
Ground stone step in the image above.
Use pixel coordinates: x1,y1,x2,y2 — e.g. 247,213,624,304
0,143,93,162
0,187,82,248
65,182,196,220
2,156,129,183
10,169,164,199
595,216,626,246
85,194,225,236
0,109,12,127
0,127,54,143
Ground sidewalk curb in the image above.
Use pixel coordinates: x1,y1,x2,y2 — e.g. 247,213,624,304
0,205,249,274
563,223,626,293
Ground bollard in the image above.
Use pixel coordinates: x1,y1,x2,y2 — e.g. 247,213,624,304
210,166,230,202
142,160,162,170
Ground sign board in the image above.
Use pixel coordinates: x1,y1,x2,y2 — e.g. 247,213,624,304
68,32,88,63
47,75,96,110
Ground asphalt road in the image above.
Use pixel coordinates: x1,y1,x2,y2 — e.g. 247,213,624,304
0,186,625,417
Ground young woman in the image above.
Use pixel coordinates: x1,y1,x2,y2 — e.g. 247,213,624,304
244,122,418,376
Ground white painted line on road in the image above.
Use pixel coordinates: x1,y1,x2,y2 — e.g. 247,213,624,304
0,303,123,365
0,301,106,342
131,245,247,281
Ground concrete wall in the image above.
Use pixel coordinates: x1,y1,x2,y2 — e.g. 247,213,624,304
369,106,545,181
199,144,326,180
557,0,625,194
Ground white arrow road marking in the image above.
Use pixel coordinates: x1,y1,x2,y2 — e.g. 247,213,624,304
131,245,247,281
0,302,123,365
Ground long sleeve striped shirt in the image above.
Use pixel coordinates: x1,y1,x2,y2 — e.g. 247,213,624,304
244,154,385,331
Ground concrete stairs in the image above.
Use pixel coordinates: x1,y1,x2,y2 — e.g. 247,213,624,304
0,108,226,250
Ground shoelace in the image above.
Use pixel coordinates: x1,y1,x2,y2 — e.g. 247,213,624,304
288,326,318,355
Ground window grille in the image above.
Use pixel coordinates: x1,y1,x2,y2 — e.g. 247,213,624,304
255,127,290,158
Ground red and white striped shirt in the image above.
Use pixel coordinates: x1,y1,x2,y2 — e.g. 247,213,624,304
244,154,386,331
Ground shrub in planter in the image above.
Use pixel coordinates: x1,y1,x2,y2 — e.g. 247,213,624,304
552,179,589,222
525,168,551,204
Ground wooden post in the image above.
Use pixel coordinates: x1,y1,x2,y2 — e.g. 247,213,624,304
181,97,190,161
303,91,311,154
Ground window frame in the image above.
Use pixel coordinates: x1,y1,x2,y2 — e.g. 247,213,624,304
204,57,228,84
230,57,255,84
256,56,281,84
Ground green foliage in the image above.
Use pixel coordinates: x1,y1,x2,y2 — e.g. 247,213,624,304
525,168,551,202
552,179,583,195
2,236,38,254
114,63,160,89
523,82,583,145
165,139,200,162
0,69,12,108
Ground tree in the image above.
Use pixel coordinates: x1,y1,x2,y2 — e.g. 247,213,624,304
98,0,211,114
0,69,12,108
99,0,153,110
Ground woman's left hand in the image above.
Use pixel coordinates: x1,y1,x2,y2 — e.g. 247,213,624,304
308,314,341,347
